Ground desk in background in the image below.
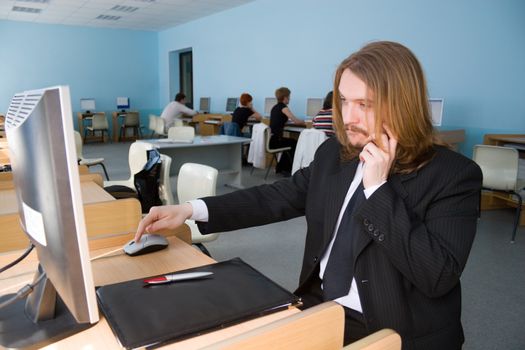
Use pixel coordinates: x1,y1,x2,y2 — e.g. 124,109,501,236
142,135,250,188
483,134,525,158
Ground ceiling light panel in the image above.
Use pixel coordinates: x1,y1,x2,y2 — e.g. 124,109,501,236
12,6,42,13
111,5,139,13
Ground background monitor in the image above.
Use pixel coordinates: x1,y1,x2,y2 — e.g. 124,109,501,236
1,86,99,347
429,98,444,126
199,97,210,113
225,97,238,113
117,96,130,111
80,98,96,113
264,97,277,116
306,98,323,118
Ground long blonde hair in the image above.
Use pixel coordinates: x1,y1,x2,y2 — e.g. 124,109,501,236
333,41,442,174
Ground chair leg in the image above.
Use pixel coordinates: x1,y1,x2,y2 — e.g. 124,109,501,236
510,190,522,243
193,243,212,257
100,163,110,181
250,166,255,175
264,154,276,180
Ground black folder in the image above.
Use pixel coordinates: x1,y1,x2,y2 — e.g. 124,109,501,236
96,258,301,349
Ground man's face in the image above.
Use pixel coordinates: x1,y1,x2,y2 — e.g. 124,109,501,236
338,69,376,148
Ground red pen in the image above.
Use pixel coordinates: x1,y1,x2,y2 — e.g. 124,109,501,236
144,271,213,285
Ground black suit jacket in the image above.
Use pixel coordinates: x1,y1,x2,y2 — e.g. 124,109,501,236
199,137,482,350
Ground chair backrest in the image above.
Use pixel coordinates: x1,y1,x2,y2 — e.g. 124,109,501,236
148,114,158,132
158,154,174,205
264,126,272,152
128,142,153,177
124,112,140,126
168,126,195,141
174,119,184,127
177,163,218,203
473,144,519,190
91,113,109,130
155,116,167,135
220,122,242,136
73,130,83,159
292,129,327,174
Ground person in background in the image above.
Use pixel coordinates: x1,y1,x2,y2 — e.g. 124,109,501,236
160,92,197,132
270,87,305,175
135,41,482,349
231,93,262,135
312,91,334,137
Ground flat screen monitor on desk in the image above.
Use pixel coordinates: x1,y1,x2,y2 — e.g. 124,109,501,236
306,98,323,118
199,97,211,113
429,98,444,126
1,86,99,348
117,96,130,112
80,98,96,114
226,97,238,113
264,97,277,116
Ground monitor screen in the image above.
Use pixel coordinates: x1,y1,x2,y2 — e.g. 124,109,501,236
306,98,323,118
199,97,210,113
117,97,130,110
80,98,96,113
225,97,238,113
429,98,444,126
264,97,277,116
2,86,99,347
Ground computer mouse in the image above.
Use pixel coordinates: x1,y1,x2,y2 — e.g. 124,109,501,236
123,233,169,256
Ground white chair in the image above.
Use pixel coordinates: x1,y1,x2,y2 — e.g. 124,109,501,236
84,112,109,142
263,127,292,180
154,116,168,138
74,131,110,180
168,126,195,142
148,114,158,138
104,142,152,189
119,111,141,141
177,163,219,255
473,144,525,243
292,128,327,174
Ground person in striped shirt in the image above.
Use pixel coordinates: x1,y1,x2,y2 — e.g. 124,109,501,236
313,91,334,137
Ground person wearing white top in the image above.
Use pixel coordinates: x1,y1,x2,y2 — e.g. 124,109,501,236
160,92,197,132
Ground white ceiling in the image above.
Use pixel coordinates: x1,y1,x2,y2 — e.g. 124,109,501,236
0,0,255,31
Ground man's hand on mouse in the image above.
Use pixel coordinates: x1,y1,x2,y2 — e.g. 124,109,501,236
135,203,193,242
359,124,398,189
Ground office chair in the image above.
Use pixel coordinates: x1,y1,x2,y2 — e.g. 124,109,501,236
473,144,525,243
74,131,110,180
119,111,141,141
167,126,195,142
177,163,219,256
84,112,109,143
148,114,158,138
104,142,152,189
154,116,168,138
261,126,292,180
291,128,327,174
219,122,242,137
158,154,175,205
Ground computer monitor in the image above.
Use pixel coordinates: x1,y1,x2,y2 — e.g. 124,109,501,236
306,98,323,118
80,98,96,114
199,97,210,113
225,97,238,113
117,96,130,111
429,98,444,126
1,86,99,348
264,97,277,116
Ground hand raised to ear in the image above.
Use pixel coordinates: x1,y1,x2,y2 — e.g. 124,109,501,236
359,124,398,189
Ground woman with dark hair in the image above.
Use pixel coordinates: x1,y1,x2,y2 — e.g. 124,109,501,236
312,91,334,136
269,87,305,175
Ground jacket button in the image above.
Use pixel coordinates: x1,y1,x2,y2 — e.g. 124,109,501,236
373,229,380,237
378,234,385,242
368,224,375,232
313,256,318,263
363,218,370,226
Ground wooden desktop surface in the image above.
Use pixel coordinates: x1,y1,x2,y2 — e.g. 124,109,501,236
0,236,299,349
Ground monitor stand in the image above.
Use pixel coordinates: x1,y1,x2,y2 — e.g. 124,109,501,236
0,266,96,349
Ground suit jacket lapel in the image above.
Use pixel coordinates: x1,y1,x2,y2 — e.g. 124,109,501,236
321,159,359,249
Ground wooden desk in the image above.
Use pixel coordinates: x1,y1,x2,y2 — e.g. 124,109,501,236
437,129,465,152
198,114,232,136
483,134,525,158
0,236,300,349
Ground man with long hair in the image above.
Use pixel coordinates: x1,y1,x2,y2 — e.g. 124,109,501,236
136,41,482,349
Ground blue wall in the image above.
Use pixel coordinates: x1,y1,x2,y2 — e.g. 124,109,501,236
0,20,160,133
158,0,525,156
